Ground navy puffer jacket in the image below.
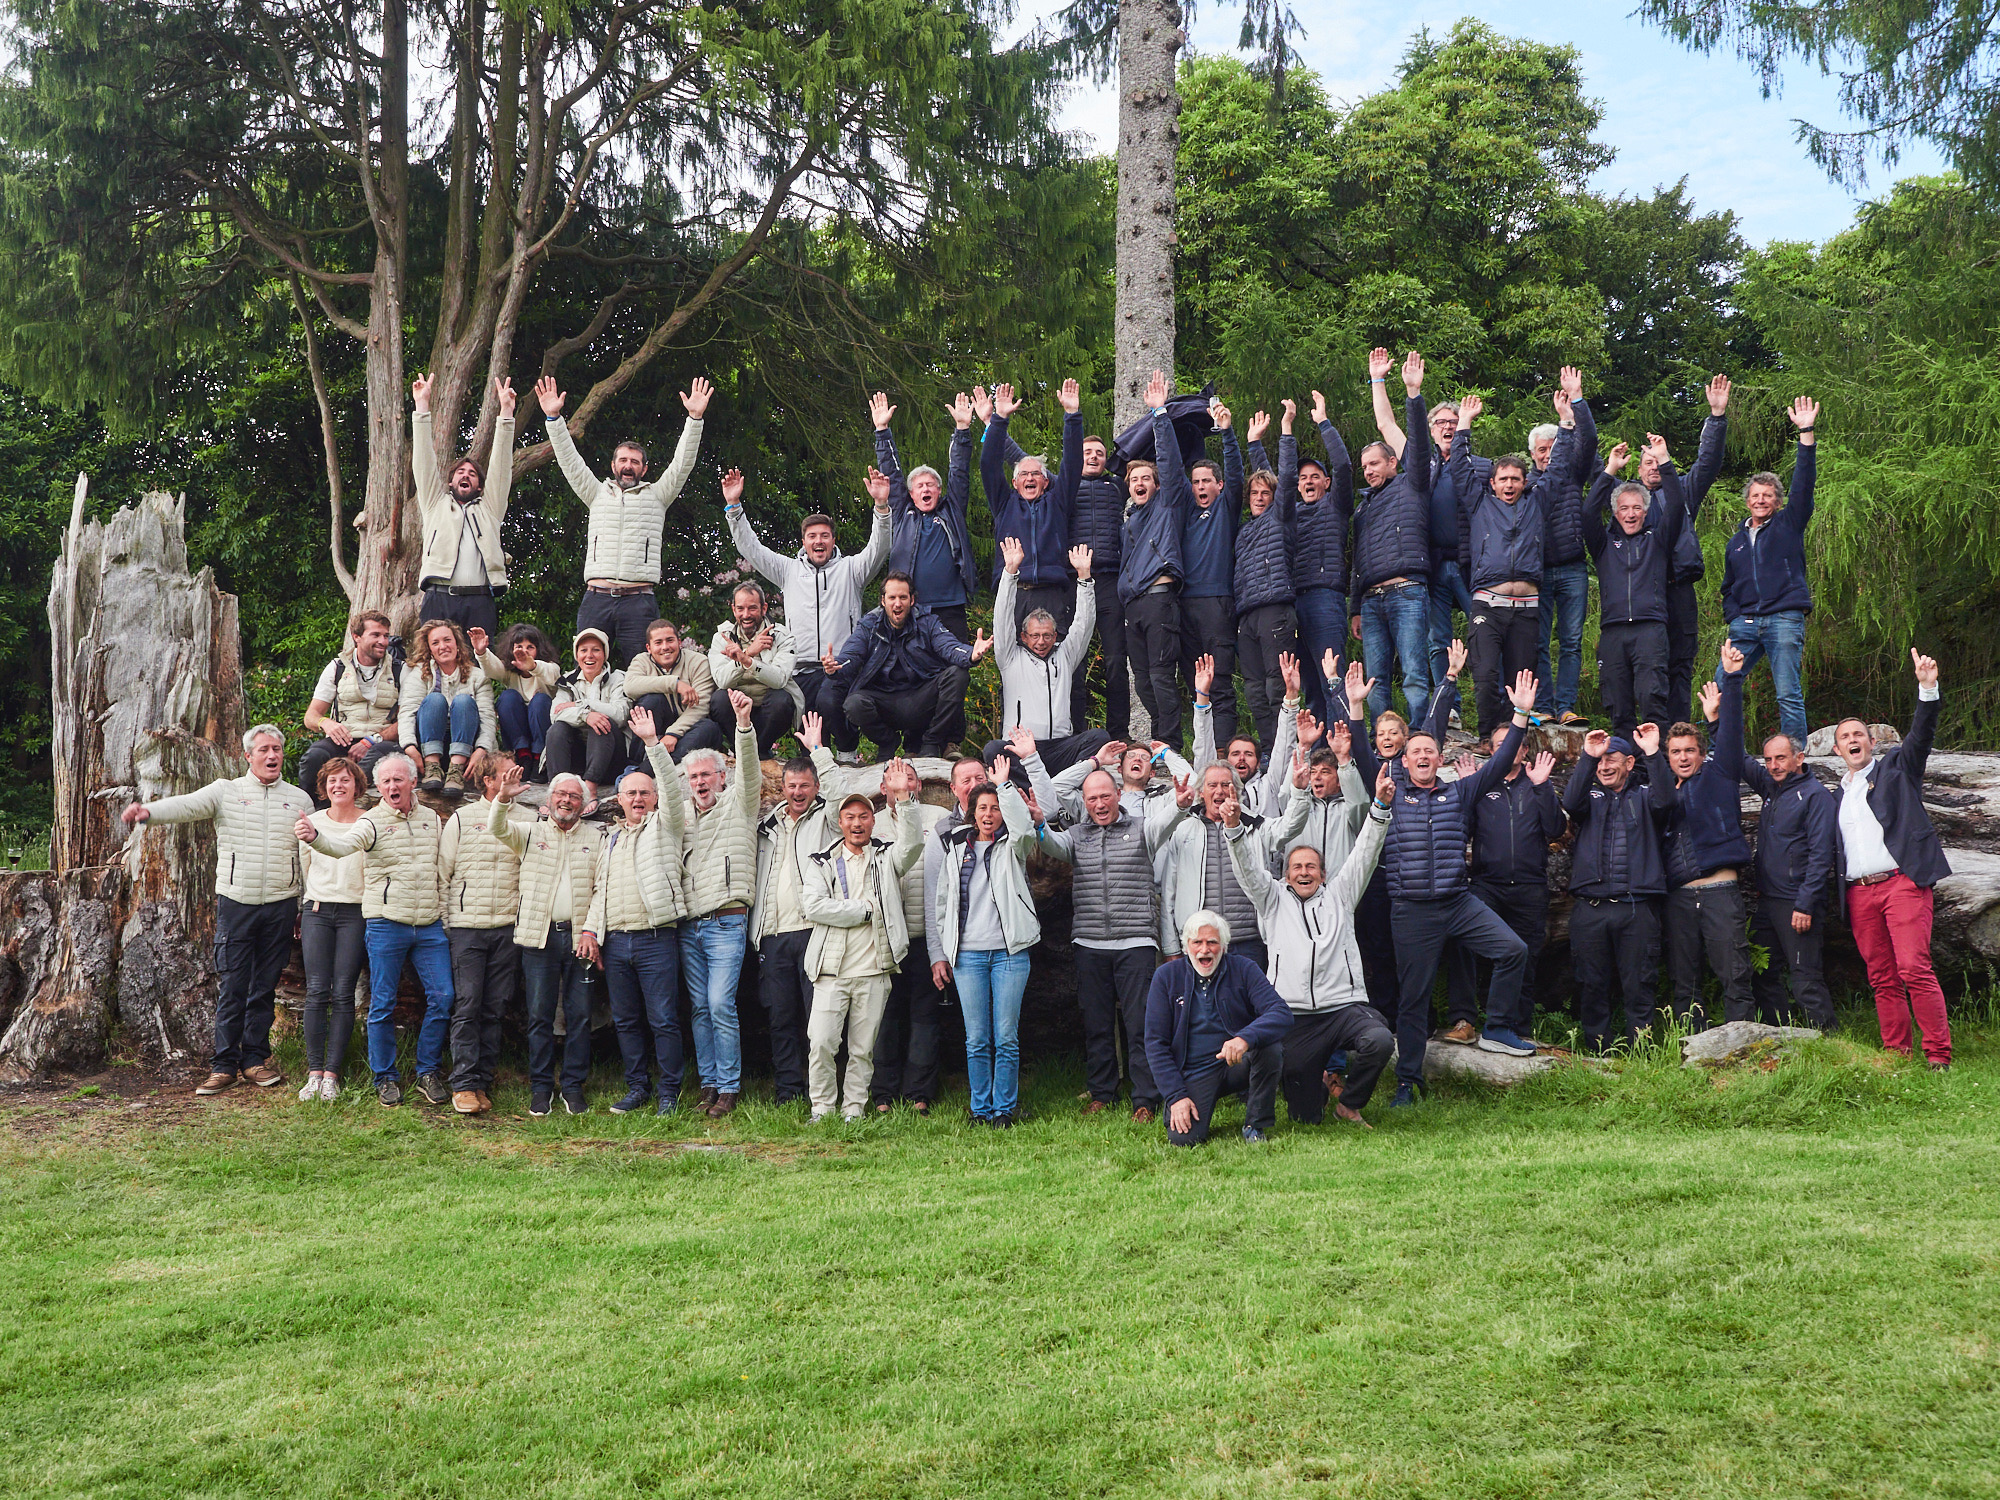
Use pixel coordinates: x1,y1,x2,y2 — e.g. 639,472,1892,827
1380,721,1527,902
1233,434,1295,614
1292,419,1353,594
1348,394,1434,595
1539,400,1597,567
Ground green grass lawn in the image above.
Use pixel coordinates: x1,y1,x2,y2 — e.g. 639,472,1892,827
4,1019,1998,1499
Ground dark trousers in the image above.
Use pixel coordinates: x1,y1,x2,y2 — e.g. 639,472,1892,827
1665,881,1754,1029
576,587,658,671
521,925,595,1092
1572,896,1662,1048
1597,621,1668,737
930,604,971,645
1286,1004,1396,1119
1012,579,1078,635
757,928,813,1103
419,585,499,640
710,687,795,760
795,664,856,754
1167,1047,1280,1145
1390,893,1529,1087
628,696,727,763
1180,594,1237,743
1468,601,1541,741
1355,869,1399,1021
300,900,363,1075
211,895,295,1074
1075,945,1160,1111
1752,895,1837,1029
299,737,396,808
603,925,684,1098
1666,578,1700,722
845,665,971,758
1467,878,1550,1036
446,926,518,1092
1088,581,1130,739
1235,602,1298,753
1126,587,1183,747
544,718,625,788
871,960,944,1105
1294,586,1347,728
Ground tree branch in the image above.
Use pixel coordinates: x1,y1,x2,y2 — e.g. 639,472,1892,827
290,270,358,602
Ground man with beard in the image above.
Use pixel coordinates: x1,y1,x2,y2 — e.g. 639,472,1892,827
1143,911,1295,1145
412,372,516,638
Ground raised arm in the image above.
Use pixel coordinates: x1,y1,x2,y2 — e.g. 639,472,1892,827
645,381,710,506
1581,473,1614,555
1367,347,1405,460
1056,575,1097,674
1224,821,1279,919
1715,652,1775,795
542,414,605,505
724,494,794,591
1330,801,1391,909
851,486,894,582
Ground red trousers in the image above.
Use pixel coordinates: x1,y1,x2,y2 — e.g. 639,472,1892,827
1846,873,1951,1064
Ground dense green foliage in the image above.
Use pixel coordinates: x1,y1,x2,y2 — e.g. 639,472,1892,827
4,1024,1999,1496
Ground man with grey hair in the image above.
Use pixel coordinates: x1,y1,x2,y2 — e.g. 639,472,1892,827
1583,435,1687,737
977,378,1082,635
123,723,316,1095
871,389,979,646
1142,908,1294,1145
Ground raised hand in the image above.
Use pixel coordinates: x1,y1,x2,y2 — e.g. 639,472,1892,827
883,759,914,802
993,382,1020,418
1698,680,1721,723
1143,369,1169,410
1321,647,1341,686
728,689,753,727
1058,377,1081,415
1291,746,1309,789
1633,722,1662,757
948,390,973,429
1331,719,1352,764
681,376,714,419
970,628,992,662
1446,638,1468,681
1913,648,1939,689
1279,651,1301,699
1553,389,1573,422
467,625,488,655
1721,639,1748,677
1367,347,1393,382
820,645,840,675
629,706,659,745
1246,409,1269,443
1097,740,1125,769
1790,394,1820,444
1006,724,1037,761
1526,751,1555,786
1605,441,1631,475
869,391,895,430
1560,365,1583,401
534,375,564,418
1458,392,1483,425
749,625,775,658
970,385,993,424
411,371,432,413
1505,670,1539,714
999,536,1024,575
1193,653,1214,697
1218,785,1241,827
1373,766,1396,804
1644,432,1671,467
720,467,745,507
1706,373,1731,416
1401,350,1425,397
1345,660,1375,718
990,754,1013,786
1067,543,1093,581
799,712,823,750
494,375,516,419
1297,709,1323,749
1452,752,1477,780
492,758,525,801
1584,728,1610,759
1174,774,1195,809
1309,389,1329,425
865,466,892,506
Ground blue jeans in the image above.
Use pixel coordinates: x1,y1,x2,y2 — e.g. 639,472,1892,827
1294,586,1347,727
604,926,684,1097
1428,561,1475,714
363,918,454,1082
417,690,481,758
1359,581,1431,720
1722,611,1809,750
1534,559,1589,716
680,912,748,1094
495,689,550,756
955,948,1032,1118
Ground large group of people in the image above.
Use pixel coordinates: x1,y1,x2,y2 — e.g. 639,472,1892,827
121,352,1962,1144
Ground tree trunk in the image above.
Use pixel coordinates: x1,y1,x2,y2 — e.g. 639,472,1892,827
1,486,244,1080
1113,0,1182,431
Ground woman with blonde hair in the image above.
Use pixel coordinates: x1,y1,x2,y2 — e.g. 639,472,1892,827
397,618,496,796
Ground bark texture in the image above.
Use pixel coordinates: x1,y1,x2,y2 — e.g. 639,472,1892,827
1113,0,1182,431
2,485,244,1080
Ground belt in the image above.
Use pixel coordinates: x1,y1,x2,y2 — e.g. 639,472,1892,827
1584,895,1648,905
706,903,751,917
551,920,573,931
1144,577,1179,596
1851,869,1899,887
586,583,657,598
1364,578,1420,599
1474,590,1539,609
422,582,496,597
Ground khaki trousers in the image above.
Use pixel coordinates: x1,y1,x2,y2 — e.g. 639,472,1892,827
808,972,893,1116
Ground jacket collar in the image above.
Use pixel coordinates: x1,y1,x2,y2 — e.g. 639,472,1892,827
760,794,825,835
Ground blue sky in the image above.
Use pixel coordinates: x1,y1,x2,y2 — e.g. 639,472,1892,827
1013,1,1947,248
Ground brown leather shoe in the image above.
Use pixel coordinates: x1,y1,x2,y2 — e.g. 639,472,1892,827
1083,1099,1109,1115
699,1086,720,1108
194,1071,237,1096
1440,1020,1480,1046
706,1091,739,1118
1130,1106,1155,1125
452,1090,482,1115
241,1063,285,1088
475,1092,493,1112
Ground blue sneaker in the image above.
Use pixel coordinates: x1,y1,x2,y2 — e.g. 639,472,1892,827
608,1087,651,1115
1241,1126,1268,1142
1389,1084,1418,1108
1478,1027,1537,1057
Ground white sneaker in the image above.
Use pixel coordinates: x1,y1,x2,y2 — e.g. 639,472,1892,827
1448,710,1463,730
320,1076,341,1101
842,1108,864,1122
811,1107,836,1122
299,1078,319,1102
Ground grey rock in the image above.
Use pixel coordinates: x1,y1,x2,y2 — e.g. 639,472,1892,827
1421,1039,1563,1085
1680,1019,1822,1068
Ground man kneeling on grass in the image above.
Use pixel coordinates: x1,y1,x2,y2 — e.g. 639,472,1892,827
1143,911,1294,1145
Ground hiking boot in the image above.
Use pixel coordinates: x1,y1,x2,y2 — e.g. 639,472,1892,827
377,1078,404,1107
1131,1106,1155,1124
1439,1020,1480,1046
415,1072,451,1106
194,1071,237,1096
699,1086,719,1109
529,1085,554,1118
835,750,862,767
420,756,445,793
1929,1060,1952,1072
443,764,466,797
1471,737,1493,757
561,1087,588,1115
452,1090,482,1115
242,1062,285,1088
609,1088,651,1115
706,1091,739,1119
1478,1027,1537,1057
1083,1099,1110,1116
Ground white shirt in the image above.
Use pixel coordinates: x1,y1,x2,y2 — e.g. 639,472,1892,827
304,809,368,904
1837,684,1937,879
